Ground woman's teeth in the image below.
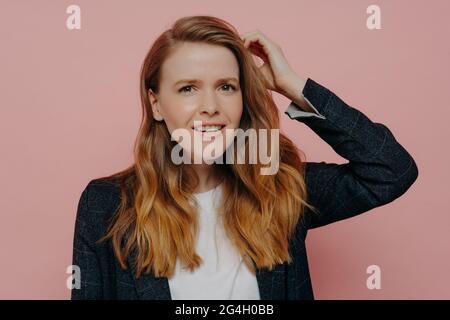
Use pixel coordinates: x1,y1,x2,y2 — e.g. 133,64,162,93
194,125,223,132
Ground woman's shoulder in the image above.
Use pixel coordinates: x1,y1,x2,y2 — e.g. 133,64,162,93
84,177,122,210
75,177,123,234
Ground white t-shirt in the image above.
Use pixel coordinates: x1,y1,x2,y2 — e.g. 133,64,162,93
168,182,261,300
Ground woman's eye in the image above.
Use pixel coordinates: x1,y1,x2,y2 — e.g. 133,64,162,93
221,84,236,92
179,85,193,93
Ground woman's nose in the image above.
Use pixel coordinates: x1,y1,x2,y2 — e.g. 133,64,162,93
198,91,219,115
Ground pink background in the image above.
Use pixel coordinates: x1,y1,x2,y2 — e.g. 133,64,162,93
0,0,448,299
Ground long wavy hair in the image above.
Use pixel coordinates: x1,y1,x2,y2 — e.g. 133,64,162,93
97,15,317,279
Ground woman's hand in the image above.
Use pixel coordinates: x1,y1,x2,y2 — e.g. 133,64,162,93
240,30,304,96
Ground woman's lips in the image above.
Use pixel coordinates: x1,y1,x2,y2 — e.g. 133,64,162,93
191,125,226,140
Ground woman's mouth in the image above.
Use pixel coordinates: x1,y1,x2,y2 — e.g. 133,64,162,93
191,124,226,139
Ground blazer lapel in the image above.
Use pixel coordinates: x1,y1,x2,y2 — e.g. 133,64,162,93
127,251,172,300
256,263,287,300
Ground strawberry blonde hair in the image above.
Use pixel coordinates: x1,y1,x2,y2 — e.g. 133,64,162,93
97,15,316,279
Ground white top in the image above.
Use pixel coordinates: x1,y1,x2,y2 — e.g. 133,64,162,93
168,183,261,300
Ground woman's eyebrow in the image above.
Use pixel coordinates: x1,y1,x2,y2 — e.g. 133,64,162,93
173,77,239,86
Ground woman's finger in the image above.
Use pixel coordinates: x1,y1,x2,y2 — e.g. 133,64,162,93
242,31,271,45
248,42,269,63
241,32,272,62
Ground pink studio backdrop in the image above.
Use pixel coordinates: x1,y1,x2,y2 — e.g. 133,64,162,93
0,0,448,299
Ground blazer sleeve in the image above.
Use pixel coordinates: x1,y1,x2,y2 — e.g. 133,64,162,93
71,184,103,299
284,78,419,230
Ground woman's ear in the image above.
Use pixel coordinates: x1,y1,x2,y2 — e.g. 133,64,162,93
148,89,164,121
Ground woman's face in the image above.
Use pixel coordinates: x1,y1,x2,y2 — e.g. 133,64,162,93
148,41,243,163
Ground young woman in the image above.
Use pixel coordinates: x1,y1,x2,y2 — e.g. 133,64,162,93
71,15,418,300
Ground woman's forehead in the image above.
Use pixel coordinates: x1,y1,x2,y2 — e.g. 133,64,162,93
161,43,239,81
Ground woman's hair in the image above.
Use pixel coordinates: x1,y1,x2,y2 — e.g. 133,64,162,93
97,15,317,279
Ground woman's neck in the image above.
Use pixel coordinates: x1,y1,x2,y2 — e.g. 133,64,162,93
191,163,222,194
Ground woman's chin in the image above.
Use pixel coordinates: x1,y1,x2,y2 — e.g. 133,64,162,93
188,147,226,164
